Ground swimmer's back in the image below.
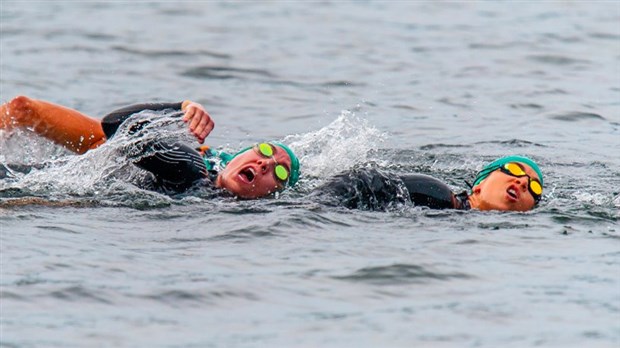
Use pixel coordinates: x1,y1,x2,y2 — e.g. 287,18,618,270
313,168,469,210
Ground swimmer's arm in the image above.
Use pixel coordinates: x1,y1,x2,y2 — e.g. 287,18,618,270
101,102,184,138
101,101,214,143
181,100,214,144
105,102,184,120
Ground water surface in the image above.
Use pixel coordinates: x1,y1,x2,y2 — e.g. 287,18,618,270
1,2,619,347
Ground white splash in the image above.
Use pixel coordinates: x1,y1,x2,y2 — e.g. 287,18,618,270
573,191,613,206
281,110,386,184
0,110,188,199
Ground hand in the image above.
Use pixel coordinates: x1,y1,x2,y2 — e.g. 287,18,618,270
182,101,214,144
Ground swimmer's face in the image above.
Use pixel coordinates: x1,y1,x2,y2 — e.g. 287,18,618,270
472,162,540,212
215,144,292,199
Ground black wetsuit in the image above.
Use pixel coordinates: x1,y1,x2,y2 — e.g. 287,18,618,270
313,168,470,210
101,102,210,193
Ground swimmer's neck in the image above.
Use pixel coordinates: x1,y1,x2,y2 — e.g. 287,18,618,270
467,193,481,210
214,174,223,188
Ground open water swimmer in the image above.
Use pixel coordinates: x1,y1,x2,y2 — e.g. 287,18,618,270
1,96,300,199
314,155,543,212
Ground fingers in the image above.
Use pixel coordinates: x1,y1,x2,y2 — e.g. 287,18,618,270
182,102,214,143
182,104,196,122
193,116,214,143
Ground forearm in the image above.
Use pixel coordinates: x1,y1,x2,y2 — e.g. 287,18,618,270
1,95,106,154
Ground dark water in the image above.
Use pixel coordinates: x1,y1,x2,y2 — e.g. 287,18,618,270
1,2,619,347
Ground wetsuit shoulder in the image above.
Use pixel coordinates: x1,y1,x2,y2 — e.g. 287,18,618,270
101,102,183,139
399,174,468,210
133,141,208,193
312,168,410,210
313,169,469,210
97,102,209,194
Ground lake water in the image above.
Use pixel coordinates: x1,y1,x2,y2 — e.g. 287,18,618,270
1,2,619,347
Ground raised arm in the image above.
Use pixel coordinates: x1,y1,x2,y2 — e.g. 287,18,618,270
102,100,214,143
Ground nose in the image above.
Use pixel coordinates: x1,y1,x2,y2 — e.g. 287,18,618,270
515,176,529,191
256,158,275,174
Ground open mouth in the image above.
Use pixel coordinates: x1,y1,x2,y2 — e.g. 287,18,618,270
238,167,256,183
506,185,519,201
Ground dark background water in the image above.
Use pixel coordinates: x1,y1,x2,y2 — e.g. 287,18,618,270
1,1,619,347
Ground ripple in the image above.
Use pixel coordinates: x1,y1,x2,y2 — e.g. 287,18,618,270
286,211,353,229
82,33,116,41
527,54,591,66
113,46,230,59
35,225,82,234
134,289,259,306
436,97,471,109
47,286,112,304
320,80,358,87
474,139,545,147
589,32,620,40
542,33,582,43
419,143,472,150
468,41,527,49
510,103,544,110
544,111,606,122
181,65,275,80
208,226,278,241
0,290,26,301
477,222,532,230
333,263,472,285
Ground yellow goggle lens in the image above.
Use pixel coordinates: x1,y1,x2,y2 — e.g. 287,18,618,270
529,180,543,196
503,162,543,197
504,162,526,176
275,165,289,181
258,143,274,157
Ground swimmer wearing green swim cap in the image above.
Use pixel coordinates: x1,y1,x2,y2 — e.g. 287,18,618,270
1,96,300,199
315,155,543,212
468,155,543,211
199,141,300,198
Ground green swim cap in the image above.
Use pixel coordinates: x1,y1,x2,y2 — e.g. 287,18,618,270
272,142,300,187
216,142,300,187
473,155,543,187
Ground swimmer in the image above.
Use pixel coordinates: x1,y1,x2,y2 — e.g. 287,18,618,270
314,156,543,212
1,96,300,199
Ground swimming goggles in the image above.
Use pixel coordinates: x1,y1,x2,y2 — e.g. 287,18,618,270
255,143,290,183
499,162,543,201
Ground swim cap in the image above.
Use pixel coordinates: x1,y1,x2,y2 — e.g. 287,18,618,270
473,155,543,187
213,142,300,187
272,142,300,187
